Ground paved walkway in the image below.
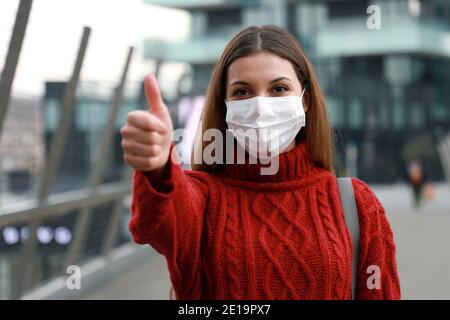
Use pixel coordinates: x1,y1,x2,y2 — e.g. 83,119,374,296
83,249,171,300
83,183,450,300
378,183,450,299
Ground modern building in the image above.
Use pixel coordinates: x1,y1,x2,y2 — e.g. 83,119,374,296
0,94,43,199
43,81,145,192
143,0,450,182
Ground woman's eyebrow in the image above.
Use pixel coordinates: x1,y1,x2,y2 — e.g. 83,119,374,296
229,80,250,87
229,77,292,87
270,76,292,83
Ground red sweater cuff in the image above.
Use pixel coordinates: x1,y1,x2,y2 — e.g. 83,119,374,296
132,144,182,202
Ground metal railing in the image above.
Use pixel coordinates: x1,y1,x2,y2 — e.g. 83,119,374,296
0,0,138,299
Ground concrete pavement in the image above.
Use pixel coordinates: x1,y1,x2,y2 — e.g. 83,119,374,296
376,183,450,299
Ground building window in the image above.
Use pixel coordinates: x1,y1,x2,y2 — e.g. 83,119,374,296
327,0,369,19
393,102,405,129
76,100,107,132
420,0,450,24
348,98,363,129
410,102,424,129
431,102,447,122
326,96,343,128
378,102,390,130
116,102,139,129
206,8,242,34
45,98,60,131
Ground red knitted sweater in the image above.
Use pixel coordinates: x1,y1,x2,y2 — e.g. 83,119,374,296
129,141,401,300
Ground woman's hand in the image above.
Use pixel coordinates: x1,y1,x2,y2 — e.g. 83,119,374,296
120,74,173,177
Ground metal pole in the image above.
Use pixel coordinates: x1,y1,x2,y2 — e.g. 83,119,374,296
37,27,91,200
11,27,91,299
0,0,33,136
64,47,134,267
88,47,134,187
101,167,133,256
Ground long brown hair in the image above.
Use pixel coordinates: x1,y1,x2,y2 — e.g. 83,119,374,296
191,24,334,173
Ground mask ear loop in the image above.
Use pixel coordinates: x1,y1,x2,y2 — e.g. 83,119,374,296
300,84,308,114
300,86,307,99
294,84,308,143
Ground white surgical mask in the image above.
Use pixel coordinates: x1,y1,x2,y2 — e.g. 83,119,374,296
225,87,306,159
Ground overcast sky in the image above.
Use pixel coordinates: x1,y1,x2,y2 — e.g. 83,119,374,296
0,0,190,97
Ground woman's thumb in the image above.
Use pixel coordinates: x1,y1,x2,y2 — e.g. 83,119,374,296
144,74,171,125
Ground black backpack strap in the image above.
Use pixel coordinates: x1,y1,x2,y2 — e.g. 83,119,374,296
337,177,360,300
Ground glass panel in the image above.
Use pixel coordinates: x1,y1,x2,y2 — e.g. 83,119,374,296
431,102,447,121
206,8,242,35
44,98,61,131
378,101,390,130
115,102,139,129
76,100,109,132
328,0,369,19
326,96,343,128
349,98,362,129
410,102,424,129
393,102,405,129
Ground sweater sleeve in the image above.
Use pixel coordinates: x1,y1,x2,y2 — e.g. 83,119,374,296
128,156,209,298
351,178,401,300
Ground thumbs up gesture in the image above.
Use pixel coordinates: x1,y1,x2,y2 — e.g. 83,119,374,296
120,74,173,173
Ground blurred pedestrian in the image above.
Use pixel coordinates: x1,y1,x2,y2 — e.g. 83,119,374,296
407,158,428,209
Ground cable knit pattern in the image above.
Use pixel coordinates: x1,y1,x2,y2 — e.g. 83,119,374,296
315,179,353,299
317,185,340,298
224,188,240,299
252,192,313,299
129,141,401,300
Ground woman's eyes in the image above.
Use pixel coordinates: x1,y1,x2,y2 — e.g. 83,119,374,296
272,85,288,94
231,85,289,97
233,89,250,97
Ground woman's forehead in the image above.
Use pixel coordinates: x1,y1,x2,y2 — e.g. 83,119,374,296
227,51,298,85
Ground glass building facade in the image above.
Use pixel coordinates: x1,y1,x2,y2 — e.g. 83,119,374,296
143,0,450,182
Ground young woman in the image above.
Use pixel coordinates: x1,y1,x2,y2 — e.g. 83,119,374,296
120,25,401,300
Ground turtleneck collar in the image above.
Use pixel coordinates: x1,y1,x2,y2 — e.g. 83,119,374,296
216,140,322,183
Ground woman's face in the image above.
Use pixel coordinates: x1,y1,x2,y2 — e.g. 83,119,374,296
225,50,308,152
225,50,308,113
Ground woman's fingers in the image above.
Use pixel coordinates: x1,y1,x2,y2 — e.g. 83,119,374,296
127,110,167,134
120,124,164,145
123,152,161,171
121,139,162,158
